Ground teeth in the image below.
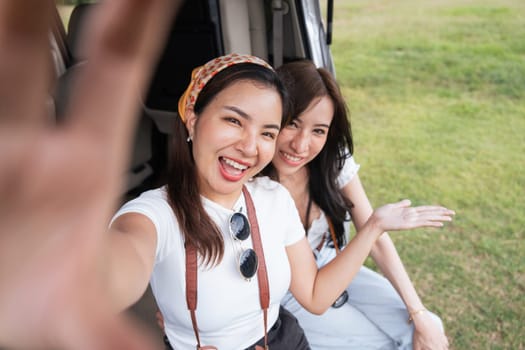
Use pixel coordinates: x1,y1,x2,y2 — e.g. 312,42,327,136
282,152,301,162
223,157,248,170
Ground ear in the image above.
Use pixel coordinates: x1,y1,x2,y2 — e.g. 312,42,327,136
185,108,197,138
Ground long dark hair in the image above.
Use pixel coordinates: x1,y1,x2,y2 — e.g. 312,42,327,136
264,60,354,248
167,63,288,266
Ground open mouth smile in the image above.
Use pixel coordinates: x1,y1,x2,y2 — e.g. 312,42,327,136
219,156,250,181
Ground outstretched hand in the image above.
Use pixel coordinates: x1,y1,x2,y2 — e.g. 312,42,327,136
370,199,455,233
0,0,180,348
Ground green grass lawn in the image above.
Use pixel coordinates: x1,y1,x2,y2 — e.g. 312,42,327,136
329,0,524,348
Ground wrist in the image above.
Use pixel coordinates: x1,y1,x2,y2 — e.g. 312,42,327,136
407,308,427,324
364,213,384,238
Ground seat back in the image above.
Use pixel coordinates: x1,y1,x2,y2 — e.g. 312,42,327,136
55,3,155,196
67,3,96,63
144,0,269,134
144,0,224,116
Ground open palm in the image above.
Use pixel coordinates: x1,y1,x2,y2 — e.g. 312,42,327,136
0,1,180,348
371,199,454,233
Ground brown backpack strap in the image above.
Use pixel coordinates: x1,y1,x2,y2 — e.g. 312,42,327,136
326,217,340,255
185,243,203,348
243,186,270,349
186,243,218,349
184,186,270,350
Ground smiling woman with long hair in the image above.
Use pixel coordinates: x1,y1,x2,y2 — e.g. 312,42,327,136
123,52,454,349
262,59,450,350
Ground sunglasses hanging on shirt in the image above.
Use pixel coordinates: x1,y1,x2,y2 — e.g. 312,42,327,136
184,186,271,350
229,211,259,280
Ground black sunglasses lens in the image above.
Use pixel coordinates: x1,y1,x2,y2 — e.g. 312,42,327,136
230,212,250,241
332,290,349,308
239,248,258,279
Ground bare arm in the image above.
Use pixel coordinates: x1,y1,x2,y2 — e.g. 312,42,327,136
286,219,380,314
287,197,454,315
343,173,450,349
343,174,425,312
108,213,158,311
0,0,181,348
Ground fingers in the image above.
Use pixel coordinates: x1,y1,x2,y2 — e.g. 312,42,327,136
394,201,455,218
413,207,455,228
393,199,412,208
66,0,183,154
155,310,165,331
0,0,55,125
375,200,455,232
414,205,455,215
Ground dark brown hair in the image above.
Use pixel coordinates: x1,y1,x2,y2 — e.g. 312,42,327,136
167,63,288,266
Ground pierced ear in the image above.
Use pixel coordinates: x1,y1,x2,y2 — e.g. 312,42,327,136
185,108,197,139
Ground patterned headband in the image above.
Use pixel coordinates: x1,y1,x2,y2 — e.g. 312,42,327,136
177,53,273,122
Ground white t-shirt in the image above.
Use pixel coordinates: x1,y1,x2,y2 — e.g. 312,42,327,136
307,156,360,250
113,176,305,349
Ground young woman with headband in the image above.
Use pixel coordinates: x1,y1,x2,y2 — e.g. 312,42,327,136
131,53,453,349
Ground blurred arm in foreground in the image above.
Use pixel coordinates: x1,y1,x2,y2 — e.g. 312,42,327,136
0,0,181,348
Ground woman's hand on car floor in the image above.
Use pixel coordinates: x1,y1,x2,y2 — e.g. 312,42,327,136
0,1,181,349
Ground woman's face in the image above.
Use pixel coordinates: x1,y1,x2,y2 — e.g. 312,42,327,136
272,95,334,178
186,80,282,206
